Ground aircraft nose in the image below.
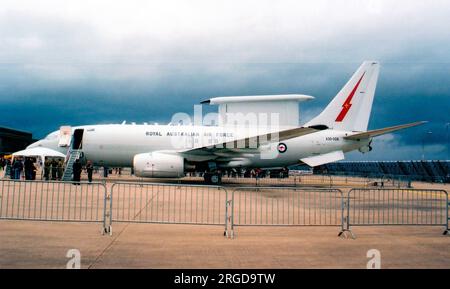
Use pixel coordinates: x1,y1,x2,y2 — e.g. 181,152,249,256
27,140,42,149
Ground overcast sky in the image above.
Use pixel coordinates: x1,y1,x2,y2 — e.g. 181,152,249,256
1,0,449,160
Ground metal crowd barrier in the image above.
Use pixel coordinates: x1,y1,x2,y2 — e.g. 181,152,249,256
229,187,346,237
109,182,229,234
0,179,108,230
1,179,448,238
183,173,413,188
341,188,449,238
217,174,409,188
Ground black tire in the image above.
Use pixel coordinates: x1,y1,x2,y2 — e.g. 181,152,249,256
204,173,221,184
204,173,212,183
210,173,222,184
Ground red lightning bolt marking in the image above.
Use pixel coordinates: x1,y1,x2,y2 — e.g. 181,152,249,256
335,72,366,122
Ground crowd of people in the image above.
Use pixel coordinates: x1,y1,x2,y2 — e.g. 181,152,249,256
42,158,65,180
0,157,40,180
0,156,120,184
0,156,86,183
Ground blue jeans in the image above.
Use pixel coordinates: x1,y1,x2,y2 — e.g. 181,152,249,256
26,170,33,180
14,169,21,180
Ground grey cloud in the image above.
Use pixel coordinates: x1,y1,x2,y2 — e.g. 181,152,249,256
0,1,449,160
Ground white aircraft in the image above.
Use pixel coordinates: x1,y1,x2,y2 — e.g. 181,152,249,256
28,61,425,183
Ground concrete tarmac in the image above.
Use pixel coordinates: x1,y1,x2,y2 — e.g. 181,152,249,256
0,220,449,269
1,175,448,269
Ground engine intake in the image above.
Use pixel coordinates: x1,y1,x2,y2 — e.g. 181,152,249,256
133,152,184,178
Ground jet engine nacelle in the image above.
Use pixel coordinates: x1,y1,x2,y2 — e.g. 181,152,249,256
358,144,373,153
358,139,373,153
133,152,184,178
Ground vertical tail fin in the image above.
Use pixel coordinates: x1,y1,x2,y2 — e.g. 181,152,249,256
305,61,380,132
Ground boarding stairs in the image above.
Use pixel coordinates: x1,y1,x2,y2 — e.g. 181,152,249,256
61,149,82,181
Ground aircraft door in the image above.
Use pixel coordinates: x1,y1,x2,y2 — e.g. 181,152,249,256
72,129,84,150
58,126,71,147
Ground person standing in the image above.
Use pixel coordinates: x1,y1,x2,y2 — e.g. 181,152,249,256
13,158,23,180
57,160,64,180
24,157,34,180
4,158,11,179
72,158,82,185
32,162,37,180
51,158,58,180
10,159,16,179
0,157,6,178
86,160,93,183
0,157,4,175
44,158,51,181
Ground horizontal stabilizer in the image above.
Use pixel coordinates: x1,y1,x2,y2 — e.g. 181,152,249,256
344,121,427,140
300,150,344,167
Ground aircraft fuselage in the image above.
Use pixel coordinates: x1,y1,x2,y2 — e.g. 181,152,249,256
30,124,368,169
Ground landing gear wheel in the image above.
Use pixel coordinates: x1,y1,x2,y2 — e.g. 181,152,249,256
204,173,221,184
210,174,221,184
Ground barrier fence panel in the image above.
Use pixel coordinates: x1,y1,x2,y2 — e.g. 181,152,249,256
230,187,345,233
0,179,108,227
109,182,229,232
220,174,409,188
221,175,334,187
330,175,373,187
252,175,330,187
3,179,447,238
343,188,449,236
184,173,412,188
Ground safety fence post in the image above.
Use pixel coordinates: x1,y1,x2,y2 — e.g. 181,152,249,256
445,191,449,235
338,189,355,239
102,183,112,235
224,188,234,239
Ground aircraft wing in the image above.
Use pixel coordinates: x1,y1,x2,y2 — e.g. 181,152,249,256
180,125,327,159
300,150,345,167
344,121,427,141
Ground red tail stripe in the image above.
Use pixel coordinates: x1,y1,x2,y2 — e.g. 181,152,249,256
335,72,366,122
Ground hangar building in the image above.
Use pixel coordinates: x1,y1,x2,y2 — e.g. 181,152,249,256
0,127,35,156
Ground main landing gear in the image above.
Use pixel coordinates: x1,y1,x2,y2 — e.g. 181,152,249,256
204,172,222,185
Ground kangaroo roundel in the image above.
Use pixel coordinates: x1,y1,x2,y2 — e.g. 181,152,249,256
277,143,287,153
